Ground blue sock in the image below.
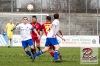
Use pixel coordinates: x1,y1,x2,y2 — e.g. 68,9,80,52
34,50,43,58
54,50,59,60
26,51,31,56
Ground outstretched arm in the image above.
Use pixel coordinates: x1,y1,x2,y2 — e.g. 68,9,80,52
32,28,40,40
12,22,20,30
56,31,65,41
58,29,63,36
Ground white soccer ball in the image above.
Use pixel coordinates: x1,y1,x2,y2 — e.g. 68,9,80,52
27,4,34,10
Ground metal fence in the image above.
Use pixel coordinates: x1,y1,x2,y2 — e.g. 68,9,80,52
0,0,100,35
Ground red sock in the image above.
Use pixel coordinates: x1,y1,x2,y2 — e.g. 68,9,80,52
50,51,54,57
34,48,36,54
58,52,60,55
37,47,41,51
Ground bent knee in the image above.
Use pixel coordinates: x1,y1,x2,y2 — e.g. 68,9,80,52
24,48,28,52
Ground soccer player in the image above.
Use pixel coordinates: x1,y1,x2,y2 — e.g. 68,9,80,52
41,16,63,60
4,20,15,48
30,16,41,53
33,13,65,62
14,17,40,62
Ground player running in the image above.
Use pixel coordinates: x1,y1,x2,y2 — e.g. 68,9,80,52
14,17,40,62
4,20,15,48
40,16,63,60
33,13,65,62
30,16,42,53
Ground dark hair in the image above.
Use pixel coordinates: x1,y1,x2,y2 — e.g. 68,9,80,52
54,13,59,19
32,16,37,19
46,16,51,21
23,17,28,19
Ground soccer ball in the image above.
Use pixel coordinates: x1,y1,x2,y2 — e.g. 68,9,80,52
27,4,34,11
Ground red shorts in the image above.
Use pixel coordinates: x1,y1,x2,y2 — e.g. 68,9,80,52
49,46,55,50
32,37,40,44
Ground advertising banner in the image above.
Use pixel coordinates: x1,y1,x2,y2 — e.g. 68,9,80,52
0,35,99,47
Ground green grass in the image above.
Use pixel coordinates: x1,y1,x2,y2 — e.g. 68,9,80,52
0,47,99,66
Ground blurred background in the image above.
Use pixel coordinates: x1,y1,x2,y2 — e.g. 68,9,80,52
0,0,100,35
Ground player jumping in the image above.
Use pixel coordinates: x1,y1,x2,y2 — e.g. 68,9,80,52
14,17,40,62
30,16,41,54
33,13,65,62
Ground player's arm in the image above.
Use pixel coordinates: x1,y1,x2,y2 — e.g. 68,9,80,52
58,29,63,36
3,24,8,35
11,24,15,31
40,24,44,38
38,23,42,32
56,32,65,41
13,23,20,30
4,24,8,33
4,28,7,33
31,28,40,39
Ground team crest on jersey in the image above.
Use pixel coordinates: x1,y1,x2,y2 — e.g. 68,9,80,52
36,26,38,29
20,27,23,28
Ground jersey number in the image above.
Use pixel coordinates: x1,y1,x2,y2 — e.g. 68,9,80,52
44,24,51,33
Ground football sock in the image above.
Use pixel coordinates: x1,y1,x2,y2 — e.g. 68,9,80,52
8,40,10,46
31,49,34,55
37,47,41,51
58,52,60,55
34,50,43,58
50,51,54,57
54,50,59,60
26,51,31,56
34,48,36,54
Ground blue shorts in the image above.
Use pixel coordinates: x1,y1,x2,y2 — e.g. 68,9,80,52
22,39,34,49
45,38,59,47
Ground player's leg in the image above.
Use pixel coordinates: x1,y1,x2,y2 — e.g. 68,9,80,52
28,39,35,55
50,38,61,61
36,37,41,51
7,33,12,48
27,39,36,62
22,40,32,57
34,38,50,58
34,46,49,58
49,45,62,60
9,34,13,47
49,46,54,57
54,45,60,61
31,37,36,54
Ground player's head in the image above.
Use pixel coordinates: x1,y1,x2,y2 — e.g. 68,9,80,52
32,16,37,23
23,17,28,24
46,16,51,22
54,13,59,19
9,20,12,24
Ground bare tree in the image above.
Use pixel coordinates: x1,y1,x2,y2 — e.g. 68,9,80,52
0,0,11,12
69,0,96,12
49,0,96,13
50,0,62,12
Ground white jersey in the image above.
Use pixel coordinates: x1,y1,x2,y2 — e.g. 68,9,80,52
47,19,60,38
16,23,33,41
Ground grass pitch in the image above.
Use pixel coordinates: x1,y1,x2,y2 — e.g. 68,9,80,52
0,47,99,66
